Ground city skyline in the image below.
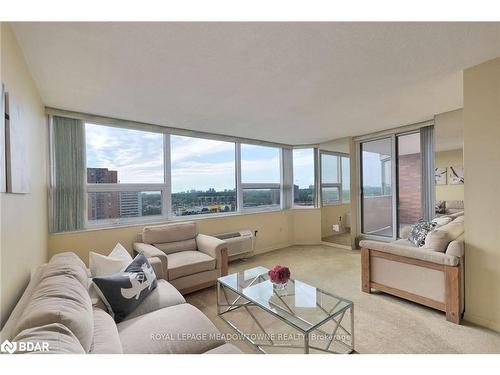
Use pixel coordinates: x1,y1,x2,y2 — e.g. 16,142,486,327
86,166,311,220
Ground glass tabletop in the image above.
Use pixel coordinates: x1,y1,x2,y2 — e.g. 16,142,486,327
217,266,353,333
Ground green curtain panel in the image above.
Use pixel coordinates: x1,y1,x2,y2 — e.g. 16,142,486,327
51,116,85,232
420,125,435,222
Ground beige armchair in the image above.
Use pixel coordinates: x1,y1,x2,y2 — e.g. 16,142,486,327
133,222,228,295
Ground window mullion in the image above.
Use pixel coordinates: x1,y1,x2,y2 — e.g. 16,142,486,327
236,142,243,213
281,148,293,210
163,133,171,220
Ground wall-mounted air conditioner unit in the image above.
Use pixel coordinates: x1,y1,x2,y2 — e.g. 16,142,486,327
215,229,254,261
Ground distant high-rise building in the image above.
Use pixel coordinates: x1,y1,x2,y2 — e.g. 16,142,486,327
119,192,142,217
87,168,118,183
87,168,119,221
88,192,119,220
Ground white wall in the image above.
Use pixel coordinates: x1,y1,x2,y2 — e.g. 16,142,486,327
0,23,48,327
463,57,500,332
49,208,324,264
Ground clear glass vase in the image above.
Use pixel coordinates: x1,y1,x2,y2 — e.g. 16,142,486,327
272,281,288,292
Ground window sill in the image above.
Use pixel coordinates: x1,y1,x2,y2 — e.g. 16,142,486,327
322,201,351,207
51,208,287,235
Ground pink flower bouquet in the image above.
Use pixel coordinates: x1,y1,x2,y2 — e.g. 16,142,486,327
268,265,291,285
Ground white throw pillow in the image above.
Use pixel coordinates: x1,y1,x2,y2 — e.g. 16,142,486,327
89,243,133,277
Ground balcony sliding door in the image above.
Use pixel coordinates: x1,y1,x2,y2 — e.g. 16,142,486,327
396,132,422,237
360,137,395,238
359,126,433,240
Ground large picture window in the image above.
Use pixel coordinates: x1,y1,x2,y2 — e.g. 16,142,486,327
320,152,350,205
85,124,165,225
240,144,281,210
293,148,315,207
52,116,291,231
171,135,236,216
86,124,164,184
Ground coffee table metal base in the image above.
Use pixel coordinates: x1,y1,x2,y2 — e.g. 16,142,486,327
217,281,354,354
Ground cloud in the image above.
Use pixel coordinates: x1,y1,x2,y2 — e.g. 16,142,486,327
171,135,235,163
86,124,164,183
86,124,292,190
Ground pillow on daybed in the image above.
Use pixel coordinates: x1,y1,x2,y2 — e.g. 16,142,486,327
424,221,465,252
408,219,436,247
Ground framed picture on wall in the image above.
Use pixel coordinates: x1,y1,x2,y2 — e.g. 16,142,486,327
435,167,447,185
5,91,31,194
449,165,464,185
1,83,6,193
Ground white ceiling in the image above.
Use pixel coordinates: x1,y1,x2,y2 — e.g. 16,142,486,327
11,22,500,145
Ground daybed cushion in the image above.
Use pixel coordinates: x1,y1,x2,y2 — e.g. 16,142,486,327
432,216,453,227
449,211,464,219
123,279,186,321
446,240,465,258
14,253,94,352
393,238,417,247
360,240,460,266
13,323,85,354
89,308,123,354
424,220,464,252
117,304,225,354
167,251,216,280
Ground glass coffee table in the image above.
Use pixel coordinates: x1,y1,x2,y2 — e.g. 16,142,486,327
217,266,354,354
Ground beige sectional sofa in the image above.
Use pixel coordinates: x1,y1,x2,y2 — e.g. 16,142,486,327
360,214,465,324
0,252,241,354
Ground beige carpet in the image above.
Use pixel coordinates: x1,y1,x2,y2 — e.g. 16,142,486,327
186,245,500,354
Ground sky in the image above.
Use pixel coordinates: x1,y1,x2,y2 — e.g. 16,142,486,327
86,124,312,192
293,148,314,188
85,123,164,183
362,152,384,187
85,123,383,192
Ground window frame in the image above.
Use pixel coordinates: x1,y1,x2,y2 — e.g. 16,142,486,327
341,154,351,204
85,131,170,228
169,134,237,218
319,150,350,206
238,143,283,212
73,120,289,230
291,146,317,209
